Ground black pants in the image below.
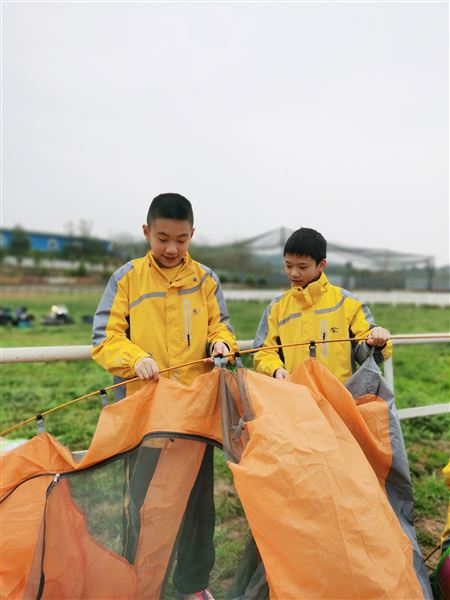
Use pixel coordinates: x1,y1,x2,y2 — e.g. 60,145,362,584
173,444,215,594
123,442,215,595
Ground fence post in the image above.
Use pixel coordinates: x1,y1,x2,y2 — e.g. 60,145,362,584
384,356,394,389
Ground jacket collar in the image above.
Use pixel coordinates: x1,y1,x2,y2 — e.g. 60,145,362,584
147,251,196,286
290,272,328,308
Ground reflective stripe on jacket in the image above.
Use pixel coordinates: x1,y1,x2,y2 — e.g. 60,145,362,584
253,273,393,383
92,251,237,394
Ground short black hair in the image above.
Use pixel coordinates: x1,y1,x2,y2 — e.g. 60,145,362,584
283,228,327,263
147,193,194,226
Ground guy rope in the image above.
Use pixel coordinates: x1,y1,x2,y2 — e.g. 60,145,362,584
1,333,449,437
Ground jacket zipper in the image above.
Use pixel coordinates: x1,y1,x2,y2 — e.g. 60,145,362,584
183,298,192,348
320,320,329,359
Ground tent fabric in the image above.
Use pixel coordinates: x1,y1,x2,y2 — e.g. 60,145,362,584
24,477,137,600
229,364,428,599
1,370,223,500
13,436,213,600
344,356,431,597
22,439,206,600
1,476,53,600
0,359,429,599
1,371,223,600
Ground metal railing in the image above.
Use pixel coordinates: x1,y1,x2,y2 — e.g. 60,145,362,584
1,334,449,420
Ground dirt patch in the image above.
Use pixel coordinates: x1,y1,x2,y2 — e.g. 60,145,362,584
417,515,447,571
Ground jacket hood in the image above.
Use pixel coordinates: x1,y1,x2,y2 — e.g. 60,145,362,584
290,272,328,308
147,251,196,287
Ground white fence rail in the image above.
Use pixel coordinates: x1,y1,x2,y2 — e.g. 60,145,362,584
1,334,449,420
2,286,450,305
223,290,450,306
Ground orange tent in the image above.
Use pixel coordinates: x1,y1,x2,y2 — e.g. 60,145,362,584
0,357,431,599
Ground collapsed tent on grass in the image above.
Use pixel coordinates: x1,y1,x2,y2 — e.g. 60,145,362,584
0,356,432,599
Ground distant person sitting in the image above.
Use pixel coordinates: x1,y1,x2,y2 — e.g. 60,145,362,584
253,227,392,381
14,306,34,328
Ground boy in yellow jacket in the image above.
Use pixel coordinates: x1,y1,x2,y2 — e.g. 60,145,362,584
92,193,238,600
254,227,392,381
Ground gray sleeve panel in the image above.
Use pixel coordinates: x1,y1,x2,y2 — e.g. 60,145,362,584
200,264,235,334
92,262,134,347
340,288,376,326
345,359,433,599
341,287,384,366
253,296,283,349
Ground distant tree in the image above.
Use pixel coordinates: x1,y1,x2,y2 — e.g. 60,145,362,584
65,221,75,237
62,220,78,260
72,261,87,277
256,276,267,287
78,219,93,238
190,244,257,274
110,233,147,261
31,250,43,273
61,219,111,262
10,226,30,265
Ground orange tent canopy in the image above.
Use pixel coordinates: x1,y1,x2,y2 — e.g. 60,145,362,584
1,359,430,599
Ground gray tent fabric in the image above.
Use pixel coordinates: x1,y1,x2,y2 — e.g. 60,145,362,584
345,356,433,600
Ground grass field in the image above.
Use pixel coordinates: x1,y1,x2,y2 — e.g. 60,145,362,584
0,291,449,588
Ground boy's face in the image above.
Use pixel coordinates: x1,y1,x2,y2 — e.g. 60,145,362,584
143,218,194,268
284,253,326,289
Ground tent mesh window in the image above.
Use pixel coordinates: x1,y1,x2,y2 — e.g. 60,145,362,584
25,433,251,599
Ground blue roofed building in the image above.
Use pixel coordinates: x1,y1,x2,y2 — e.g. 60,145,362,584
0,228,112,254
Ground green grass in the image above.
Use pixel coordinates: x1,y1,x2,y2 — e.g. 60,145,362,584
1,292,449,581
373,303,450,333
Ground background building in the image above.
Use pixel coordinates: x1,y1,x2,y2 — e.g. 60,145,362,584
0,227,112,256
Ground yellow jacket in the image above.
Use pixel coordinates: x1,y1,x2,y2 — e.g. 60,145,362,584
441,461,450,549
253,273,393,383
92,251,238,395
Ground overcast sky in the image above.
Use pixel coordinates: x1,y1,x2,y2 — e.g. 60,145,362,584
2,1,449,265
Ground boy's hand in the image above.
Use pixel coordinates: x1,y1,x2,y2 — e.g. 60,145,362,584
274,368,289,379
134,357,160,381
366,327,390,347
206,341,230,364
212,341,229,357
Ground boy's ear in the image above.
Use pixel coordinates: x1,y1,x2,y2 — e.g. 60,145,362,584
190,227,195,240
318,259,327,272
142,224,150,240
